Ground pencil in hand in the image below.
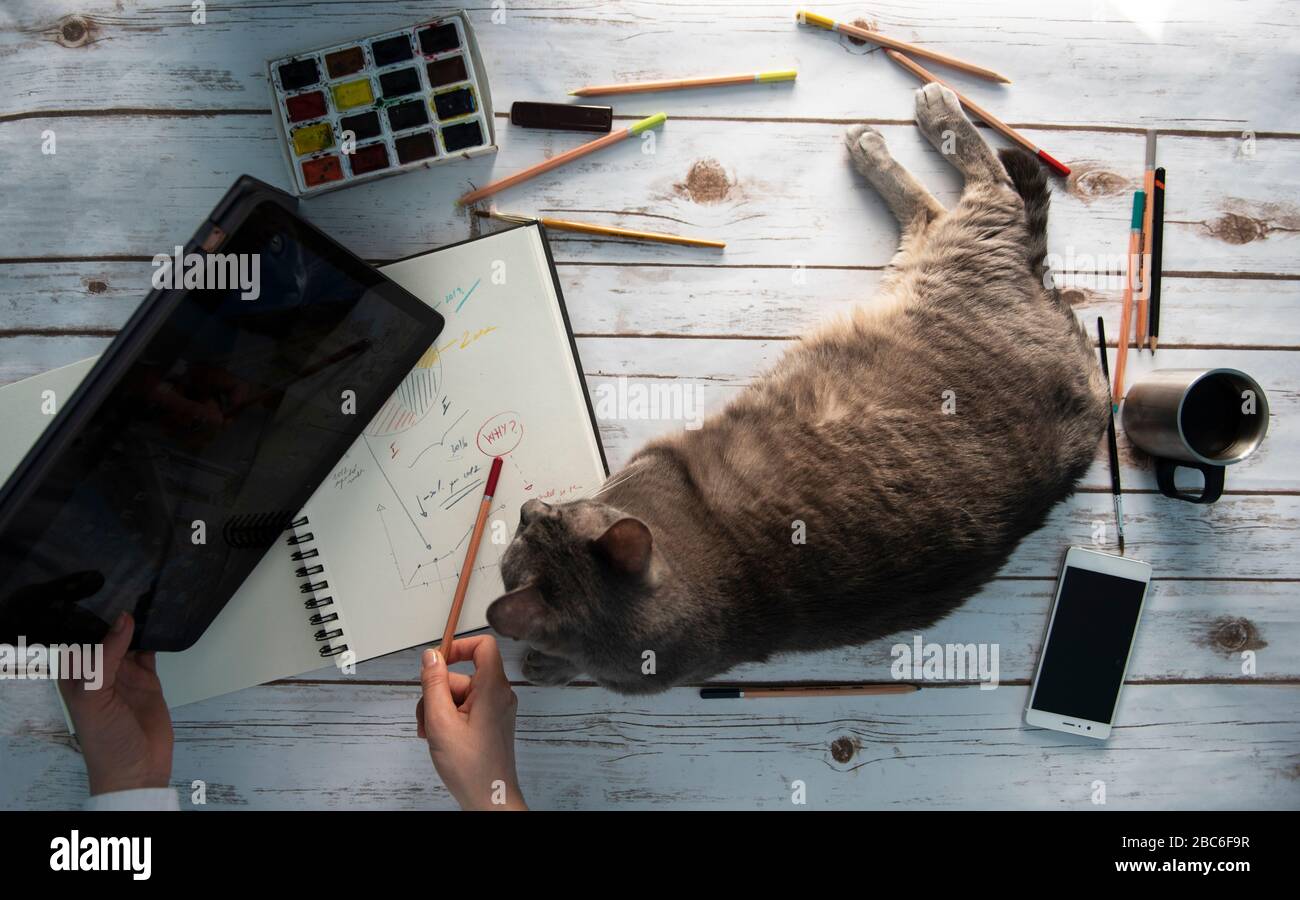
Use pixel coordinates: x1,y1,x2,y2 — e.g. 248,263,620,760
440,456,504,656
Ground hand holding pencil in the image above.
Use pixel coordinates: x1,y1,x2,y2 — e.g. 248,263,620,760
440,455,504,656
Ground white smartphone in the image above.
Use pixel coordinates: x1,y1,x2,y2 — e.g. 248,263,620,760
1025,547,1152,740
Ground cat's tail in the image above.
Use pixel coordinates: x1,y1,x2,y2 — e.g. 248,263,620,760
999,147,1051,279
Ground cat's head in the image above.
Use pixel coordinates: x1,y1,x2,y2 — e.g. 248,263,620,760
487,497,665,690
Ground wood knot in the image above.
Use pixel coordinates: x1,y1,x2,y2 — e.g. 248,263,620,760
1199,616,1267,656
1206,212,1268,245
674,158,733,204
844,18,880,45
56,15,96,48
830,736,856,764
86,280,108,294
1067,163,1131,202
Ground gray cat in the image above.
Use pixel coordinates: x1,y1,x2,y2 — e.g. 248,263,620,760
487,84,1108,693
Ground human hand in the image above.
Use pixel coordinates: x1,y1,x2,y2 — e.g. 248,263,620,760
58,612,174,796
415,635,526,810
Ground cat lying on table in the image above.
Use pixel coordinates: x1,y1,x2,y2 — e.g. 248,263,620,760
486,84,1108,694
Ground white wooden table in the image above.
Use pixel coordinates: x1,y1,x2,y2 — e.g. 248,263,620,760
1,1,1298,810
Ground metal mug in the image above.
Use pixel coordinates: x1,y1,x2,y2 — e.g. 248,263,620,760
1121,368,1269,504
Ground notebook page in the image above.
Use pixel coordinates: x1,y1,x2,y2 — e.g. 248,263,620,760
303,225,606,661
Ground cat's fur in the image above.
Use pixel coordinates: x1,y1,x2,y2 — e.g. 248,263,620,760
487,84,1109,693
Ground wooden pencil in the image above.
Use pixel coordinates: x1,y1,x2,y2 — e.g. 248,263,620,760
701,684,920,699
1136,130,1157,347
440,456,503,655
883,50,1069,176
571,69,796,97
1112,191,1146,410
798,10,1011,84
476,209,725,248
457,112,667,206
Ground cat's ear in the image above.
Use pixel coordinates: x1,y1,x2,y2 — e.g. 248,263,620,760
487,584,547,641
592,517,653,577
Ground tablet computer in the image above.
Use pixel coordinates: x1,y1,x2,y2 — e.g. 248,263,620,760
0,176,445,651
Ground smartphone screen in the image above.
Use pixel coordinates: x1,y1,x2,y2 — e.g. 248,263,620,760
1029,564,1148,725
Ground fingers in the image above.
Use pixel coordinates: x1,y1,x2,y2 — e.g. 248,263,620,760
414,671,471,738
87,612,133,694
442,634,497,668
102,611,134,665
418,648,458,734
446,635,509,689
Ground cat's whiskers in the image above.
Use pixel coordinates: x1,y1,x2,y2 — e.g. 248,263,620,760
588,459,647,499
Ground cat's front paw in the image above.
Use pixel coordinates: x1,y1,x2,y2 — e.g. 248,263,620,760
914,82,966,139
845,123,891,174
522,648,580,686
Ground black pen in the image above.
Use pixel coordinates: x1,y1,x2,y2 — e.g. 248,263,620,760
1148,168,1165,353
1097,317,1125,554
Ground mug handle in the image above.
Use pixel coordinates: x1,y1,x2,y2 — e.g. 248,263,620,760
1155,459,1225,504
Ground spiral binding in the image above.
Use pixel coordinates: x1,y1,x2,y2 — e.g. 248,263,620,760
287,516,349,659
224,510,296,549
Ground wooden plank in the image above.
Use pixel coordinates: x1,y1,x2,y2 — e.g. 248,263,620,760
2,0,1297,131
6,262,1299,349
4,115,1299,273
270,578,1298,686
3,680,1296,809
0,335,1294,492
0,332,1294,496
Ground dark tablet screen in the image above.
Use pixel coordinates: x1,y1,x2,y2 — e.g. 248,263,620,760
0,198,443,651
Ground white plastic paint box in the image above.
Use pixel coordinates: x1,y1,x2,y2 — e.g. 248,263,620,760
267,11,497,195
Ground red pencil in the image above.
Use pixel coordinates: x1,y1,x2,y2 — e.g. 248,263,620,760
440,456,503,655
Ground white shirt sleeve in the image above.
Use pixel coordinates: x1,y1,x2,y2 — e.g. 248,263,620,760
84,788,180,811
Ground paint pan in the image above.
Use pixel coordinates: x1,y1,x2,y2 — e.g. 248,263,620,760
267,10,497,195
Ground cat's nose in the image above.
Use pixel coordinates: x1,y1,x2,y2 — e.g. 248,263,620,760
520,499,552,525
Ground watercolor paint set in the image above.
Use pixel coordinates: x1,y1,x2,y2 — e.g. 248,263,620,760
267,12,496,195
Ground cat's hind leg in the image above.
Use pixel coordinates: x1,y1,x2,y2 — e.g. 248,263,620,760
914,83,1007,185
845,123,945,230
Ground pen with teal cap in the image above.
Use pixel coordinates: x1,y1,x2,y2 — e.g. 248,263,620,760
1112,190,1146,411
458,112,667,205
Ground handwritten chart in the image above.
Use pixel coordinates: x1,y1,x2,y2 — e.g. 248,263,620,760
299,225,606,662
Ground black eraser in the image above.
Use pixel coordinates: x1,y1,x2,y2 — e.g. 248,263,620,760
699,687,742,699
511,101,613,133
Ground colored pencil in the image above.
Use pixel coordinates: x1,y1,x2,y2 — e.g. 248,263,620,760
798,10,1011,84
1148,167,1166,352
701,684,920,699
476,209,725,249
1097,317,1126,555
457,112,667,206
883,50,1069,176
440,456,504,655
570,69,797,97
1112,191,1146,410
1136,131,1157,348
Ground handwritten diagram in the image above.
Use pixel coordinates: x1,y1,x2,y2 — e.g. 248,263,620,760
301,227,606,663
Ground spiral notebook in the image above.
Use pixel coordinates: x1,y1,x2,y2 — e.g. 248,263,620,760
0,224,607,709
